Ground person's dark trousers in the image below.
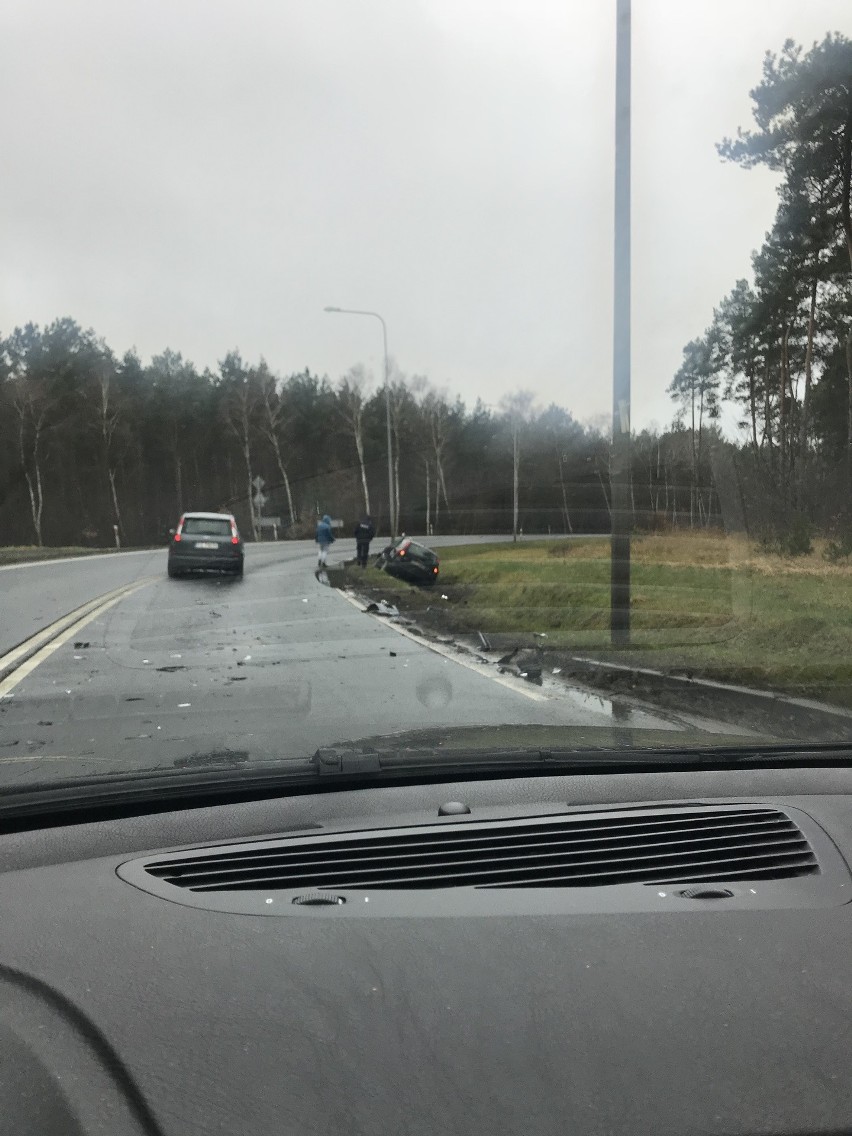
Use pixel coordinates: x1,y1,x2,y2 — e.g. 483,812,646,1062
356,541,370,567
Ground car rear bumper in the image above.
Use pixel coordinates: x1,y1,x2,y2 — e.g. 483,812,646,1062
169,549,243,571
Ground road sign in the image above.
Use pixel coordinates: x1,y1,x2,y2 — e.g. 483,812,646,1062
258,517,281,527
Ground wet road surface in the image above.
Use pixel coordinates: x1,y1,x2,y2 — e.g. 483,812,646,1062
0,540,739,783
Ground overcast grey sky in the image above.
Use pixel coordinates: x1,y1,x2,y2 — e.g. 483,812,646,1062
2,1,850,431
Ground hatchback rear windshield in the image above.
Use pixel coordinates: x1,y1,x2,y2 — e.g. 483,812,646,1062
182,518,232,537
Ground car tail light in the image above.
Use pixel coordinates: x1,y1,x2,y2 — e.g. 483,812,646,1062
399,548,406,557
432,566,438,574
174,533,182,542
231,536,239,545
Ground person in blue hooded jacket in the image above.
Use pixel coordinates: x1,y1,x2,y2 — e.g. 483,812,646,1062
315,514,335,566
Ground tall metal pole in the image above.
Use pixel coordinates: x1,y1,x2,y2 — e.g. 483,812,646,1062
610,0,631,646
379,315,395,538
323,307,396,538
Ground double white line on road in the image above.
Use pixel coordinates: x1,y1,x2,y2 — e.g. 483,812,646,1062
0,579,154,699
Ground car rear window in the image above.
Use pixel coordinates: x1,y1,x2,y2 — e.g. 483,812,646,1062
182,518,232,537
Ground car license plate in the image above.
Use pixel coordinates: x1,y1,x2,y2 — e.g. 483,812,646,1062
195,542,217,549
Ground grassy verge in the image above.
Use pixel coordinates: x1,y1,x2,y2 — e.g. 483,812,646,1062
336,532,852,707
0,545,158,566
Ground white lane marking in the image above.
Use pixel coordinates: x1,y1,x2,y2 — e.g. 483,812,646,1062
0,577,158,675
0,548,163,572
334,589,547,703
0,755,131,764
0,580,153,698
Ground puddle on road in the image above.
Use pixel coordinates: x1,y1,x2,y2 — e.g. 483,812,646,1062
555,684,620,718
548,680,680,729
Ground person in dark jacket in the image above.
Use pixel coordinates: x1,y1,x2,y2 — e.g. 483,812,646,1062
353,515,375,568
315,514,335,566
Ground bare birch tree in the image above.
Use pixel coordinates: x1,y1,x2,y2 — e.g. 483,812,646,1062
500,391,536,542
338,366,371,515
258,363,297,526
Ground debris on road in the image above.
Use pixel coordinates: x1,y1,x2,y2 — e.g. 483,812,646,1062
156,665,186,673
364,600,400,617
477,631,492,651
496,646,543,685
73,641,90,649
389,651,397,657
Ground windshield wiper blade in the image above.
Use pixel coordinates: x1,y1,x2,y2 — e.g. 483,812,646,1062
0,759,320,826
3,742,852,829
312,741,852,775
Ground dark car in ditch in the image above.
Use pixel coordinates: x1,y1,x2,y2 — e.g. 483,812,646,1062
375,536,439,586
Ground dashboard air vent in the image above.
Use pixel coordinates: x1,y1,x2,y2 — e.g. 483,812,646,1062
138,805,819,892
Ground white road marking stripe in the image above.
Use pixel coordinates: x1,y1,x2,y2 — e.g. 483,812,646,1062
0,578,158,675
0,755,108,764
0,580,153,699
334,588,548,703
1,589,135,674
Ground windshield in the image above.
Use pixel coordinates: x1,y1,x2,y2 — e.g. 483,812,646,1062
2,0,852,793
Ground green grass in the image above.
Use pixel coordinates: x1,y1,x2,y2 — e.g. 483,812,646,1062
343,533,852,706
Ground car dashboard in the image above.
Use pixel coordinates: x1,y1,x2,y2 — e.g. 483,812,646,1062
2,762,852,1135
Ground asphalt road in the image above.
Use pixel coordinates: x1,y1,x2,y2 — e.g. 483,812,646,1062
0,533,592,658
0,538,741,783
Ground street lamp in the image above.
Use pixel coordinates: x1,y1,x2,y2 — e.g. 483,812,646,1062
324,306,396,538
610,0,631,646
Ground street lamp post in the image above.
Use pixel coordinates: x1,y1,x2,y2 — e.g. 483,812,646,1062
324,306,396,538
610,0,631,647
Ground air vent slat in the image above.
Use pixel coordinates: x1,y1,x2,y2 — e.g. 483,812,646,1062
184,839,816,892
142,806,821,893
146,815,794,881
144,809,786,877
166,829,809,890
